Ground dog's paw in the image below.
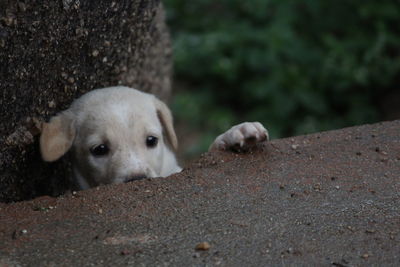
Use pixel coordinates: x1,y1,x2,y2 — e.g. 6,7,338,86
209,122,269,152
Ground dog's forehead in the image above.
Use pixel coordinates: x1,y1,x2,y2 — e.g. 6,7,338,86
75,89,161,132
83,88,153,109
108,101,159,126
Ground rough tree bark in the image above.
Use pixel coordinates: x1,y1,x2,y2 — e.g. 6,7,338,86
0,0,172,202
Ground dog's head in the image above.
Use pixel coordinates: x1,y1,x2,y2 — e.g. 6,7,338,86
40,87,179,189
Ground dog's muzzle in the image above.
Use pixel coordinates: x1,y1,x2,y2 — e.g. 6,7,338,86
124,175,147,183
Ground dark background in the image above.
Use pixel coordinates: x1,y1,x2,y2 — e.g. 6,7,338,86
164,0,400,159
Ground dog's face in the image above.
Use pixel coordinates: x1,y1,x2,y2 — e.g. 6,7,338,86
40,87,179,189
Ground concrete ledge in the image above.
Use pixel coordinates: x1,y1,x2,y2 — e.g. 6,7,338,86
0,120,399,266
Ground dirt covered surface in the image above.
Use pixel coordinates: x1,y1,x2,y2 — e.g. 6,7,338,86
0,0,172,202
0,120,399,266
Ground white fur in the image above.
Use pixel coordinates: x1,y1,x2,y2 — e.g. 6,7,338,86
40,86,268,190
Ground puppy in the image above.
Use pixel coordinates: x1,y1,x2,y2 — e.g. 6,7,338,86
40,86,268,190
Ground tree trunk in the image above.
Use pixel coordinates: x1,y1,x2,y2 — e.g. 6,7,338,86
0,0,172,202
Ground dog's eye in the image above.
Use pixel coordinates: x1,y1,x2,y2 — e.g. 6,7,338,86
90,144,109,156
146,136,158,148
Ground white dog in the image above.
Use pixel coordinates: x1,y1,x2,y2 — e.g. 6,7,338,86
40,86,268,190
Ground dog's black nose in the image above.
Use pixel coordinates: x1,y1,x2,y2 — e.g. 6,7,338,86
124,174,147,183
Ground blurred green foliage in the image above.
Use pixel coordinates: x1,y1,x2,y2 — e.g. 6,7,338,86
164,0,400,156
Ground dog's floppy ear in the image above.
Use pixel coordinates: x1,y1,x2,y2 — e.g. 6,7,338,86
40,113,76,162
153,97,178,151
